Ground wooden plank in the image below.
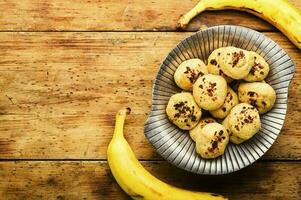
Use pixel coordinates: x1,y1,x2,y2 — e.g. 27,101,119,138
0,0,300,31
0,32,300,160
0,161,299,199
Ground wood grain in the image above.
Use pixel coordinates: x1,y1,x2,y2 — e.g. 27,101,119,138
0,0,300,31
0,161,300,200
0,32,299,160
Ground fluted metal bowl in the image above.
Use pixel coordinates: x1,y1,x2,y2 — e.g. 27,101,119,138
144,25,295,175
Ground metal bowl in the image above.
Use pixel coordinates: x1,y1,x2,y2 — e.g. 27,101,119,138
144,25,295,175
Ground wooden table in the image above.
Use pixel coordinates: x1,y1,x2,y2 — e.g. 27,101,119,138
0,1,300,199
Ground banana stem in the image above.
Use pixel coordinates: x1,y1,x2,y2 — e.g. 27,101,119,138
113,108,131,139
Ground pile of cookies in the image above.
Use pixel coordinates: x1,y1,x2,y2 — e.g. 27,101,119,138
166,46,276,159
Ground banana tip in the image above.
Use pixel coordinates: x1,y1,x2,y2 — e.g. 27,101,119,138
126,107,131,114
177,15,187,30
117,107,131,116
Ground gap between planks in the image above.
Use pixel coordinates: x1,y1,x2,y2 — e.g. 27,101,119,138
0,30,280,33
0,159,300,162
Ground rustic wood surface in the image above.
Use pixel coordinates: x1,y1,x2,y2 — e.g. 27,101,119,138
0,0,300,199
0,0,299,31
0,161,300,200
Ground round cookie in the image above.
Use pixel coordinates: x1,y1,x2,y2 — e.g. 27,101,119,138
218,46,252,79
238,82,276,114
222,115,245,144
209,87,239,119
166,92,202,130
207,48,233,83
193,74,228,110
174,58,208,91
195,123,229,159
244,51,270,82
228,103,261,140
189,117,216,141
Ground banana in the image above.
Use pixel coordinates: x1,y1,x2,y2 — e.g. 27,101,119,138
178,0,301,49
107,108,227,200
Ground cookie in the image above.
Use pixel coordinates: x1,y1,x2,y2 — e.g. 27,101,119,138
189,117,216,141
207,48,233,83
228,103,261,140
193,74,228,110
222,115,245,144
218,47,252,79
244,51,270,82
209,87,239,119
166,92,202,130
174,58,208,91
195,123,229,159
238,82,276,114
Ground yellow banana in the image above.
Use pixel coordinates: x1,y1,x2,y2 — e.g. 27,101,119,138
178,0,301,49
107,108,227,200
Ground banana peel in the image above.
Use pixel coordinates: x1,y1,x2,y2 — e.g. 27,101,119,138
107,108,228,200
178,0,301,49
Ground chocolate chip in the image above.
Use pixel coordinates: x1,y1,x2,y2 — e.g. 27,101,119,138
210,59,217,65
212,141,218,149
244,118,250,123
173,101,197,122
249,99,257,107
207,88,214,96
174,102,185,109
210,82,217,87
232,51,245,66
198,71,204,77
248,91,256,97
245,115,254,123
184,67,199,83
174,113,180,118
258,63,264,69
249,66,256,75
